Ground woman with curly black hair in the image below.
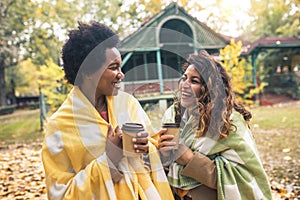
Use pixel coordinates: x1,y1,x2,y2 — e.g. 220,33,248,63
158,50,272,200
42,21,173,200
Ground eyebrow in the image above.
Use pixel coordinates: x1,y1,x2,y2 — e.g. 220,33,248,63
107,61,120,67
191,76,201,80
183,74,201,80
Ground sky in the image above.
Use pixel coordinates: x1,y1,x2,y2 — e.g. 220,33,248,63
190,0,252,37
122,0,252,38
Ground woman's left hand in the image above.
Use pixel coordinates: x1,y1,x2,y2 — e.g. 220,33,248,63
132,131,149,153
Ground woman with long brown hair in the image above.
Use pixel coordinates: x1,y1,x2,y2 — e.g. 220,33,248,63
158,50,271,200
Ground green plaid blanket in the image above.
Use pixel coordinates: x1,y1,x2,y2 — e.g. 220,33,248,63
163,106,272,200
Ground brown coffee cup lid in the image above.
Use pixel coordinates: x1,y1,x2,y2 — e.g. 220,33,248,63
162,123,180,128
121,123,144,132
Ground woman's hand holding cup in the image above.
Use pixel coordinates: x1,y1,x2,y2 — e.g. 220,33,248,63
157,128,177,157
122,123,148,157
132,131,149,153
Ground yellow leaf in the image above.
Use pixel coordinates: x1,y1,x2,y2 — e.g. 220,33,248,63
36,8,42,15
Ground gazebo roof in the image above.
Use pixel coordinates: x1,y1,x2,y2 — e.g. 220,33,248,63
241,36,300,55
119,2,229,53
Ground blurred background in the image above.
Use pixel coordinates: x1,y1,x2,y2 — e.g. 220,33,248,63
0,0,299,199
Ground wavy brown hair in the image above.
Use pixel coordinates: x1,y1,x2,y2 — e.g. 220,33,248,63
174,50,252,139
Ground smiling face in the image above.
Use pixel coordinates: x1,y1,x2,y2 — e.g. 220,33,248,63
179,65,202,109
81,47,124,104
94,47,124,97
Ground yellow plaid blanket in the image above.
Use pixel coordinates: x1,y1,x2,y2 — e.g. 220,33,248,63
42,86,173,200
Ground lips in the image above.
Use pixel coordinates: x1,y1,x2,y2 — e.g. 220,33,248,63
181,90,194,98
180,89,198,108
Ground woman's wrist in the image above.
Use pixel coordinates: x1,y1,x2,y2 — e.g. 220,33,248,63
175,145,194,166
183,151,194,165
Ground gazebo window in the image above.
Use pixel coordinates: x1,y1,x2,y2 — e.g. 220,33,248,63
160,19,194,79
160,19,193,44
123,52,158,81
161,50,183,79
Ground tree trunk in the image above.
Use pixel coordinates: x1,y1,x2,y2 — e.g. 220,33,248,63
0,62,6,106
11,79,16,105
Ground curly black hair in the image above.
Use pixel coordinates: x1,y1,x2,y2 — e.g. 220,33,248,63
62,21,120,85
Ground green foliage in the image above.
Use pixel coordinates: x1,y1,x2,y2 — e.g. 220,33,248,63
78,0,127,35
0,105,16,115
0,0,37,106
24,0,81,66
245,0,300,41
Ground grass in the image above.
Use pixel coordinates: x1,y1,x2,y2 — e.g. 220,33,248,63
250,106,300,130
144,103,300,131
1,105,299,145
248,105,300,198
0,109,42,144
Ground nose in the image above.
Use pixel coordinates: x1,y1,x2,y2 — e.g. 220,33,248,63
116,69,125,79
182,79,191,88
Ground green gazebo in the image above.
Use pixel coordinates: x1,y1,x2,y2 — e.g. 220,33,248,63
119,2,229,105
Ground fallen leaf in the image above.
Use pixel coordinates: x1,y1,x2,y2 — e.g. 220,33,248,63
283,156,292,161
282,148,290,153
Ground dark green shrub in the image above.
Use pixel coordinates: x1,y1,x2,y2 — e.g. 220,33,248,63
0,105,16,115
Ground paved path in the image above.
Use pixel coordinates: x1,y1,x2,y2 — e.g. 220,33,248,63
0,109,39,120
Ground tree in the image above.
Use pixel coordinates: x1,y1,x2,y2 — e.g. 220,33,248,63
219,40,262,105
243,0,300,41
0,0,38,106
0,0,85,107
124,0,204,28
240,0,299,101
24,0,83,66
36,59,70,112
13,59,39,96
0,0,75,106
